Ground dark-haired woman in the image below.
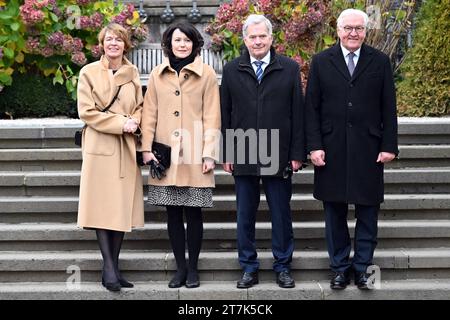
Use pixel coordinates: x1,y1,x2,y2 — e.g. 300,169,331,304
140,22,221,289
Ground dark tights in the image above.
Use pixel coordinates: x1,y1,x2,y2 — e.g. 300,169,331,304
96,229,126,283
166,206,203,281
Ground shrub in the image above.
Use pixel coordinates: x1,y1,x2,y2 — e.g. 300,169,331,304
0,71,76,118
321,0,417,71
205,0,331,85
397,0,450,116
0,0,148,99
0,0,26,91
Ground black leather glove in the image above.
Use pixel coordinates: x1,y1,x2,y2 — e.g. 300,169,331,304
149,160,167,180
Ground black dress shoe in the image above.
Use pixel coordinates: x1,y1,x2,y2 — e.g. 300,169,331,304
185,270,200,288
236,271,258,289
330,271,351,290
355,272,372,290
276,271,295,288
102,277,121,292
168,270,187,288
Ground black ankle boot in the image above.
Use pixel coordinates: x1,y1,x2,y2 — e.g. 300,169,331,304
168,269,187,288
185,269,200,288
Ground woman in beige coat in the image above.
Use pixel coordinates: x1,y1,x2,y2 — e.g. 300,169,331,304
77,23,144,291
141,22,221,289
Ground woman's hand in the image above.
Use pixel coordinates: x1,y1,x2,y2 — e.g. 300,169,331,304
123,118,138,133
203,158,215,174
143,151,158,165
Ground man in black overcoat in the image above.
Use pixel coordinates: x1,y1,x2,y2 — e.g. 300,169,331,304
221,14,306,289
305,8,398,290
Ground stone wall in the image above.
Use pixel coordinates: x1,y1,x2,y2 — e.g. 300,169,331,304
123,0,224,47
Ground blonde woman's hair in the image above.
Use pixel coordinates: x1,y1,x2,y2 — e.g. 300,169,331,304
98,23,132,54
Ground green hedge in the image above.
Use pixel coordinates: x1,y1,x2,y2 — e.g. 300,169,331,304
397,0,450,116
0,72,77,119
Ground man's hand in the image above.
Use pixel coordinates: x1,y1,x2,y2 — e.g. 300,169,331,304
291,160,302,171
222,162,234,173
376,152,396,163
310,150,326,166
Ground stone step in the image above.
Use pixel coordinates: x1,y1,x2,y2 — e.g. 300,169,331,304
0,149,81,170
388,145,450,168
1,118,449,149
0,248,449,282
2,168,450,197
1,279,450,300
0,144,448,171
0,120,81,149
1,220,449,251
1,194,450,223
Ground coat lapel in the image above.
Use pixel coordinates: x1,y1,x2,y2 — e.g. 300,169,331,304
351,44,374,81
328,44,351,81
99,55,135,109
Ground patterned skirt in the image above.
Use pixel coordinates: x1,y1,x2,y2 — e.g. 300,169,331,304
147,185,213,208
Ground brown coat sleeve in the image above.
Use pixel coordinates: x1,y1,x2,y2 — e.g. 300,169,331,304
201,66,221,161
140,70,158,151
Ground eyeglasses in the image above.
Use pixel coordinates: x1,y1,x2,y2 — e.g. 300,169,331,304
342,26,366,34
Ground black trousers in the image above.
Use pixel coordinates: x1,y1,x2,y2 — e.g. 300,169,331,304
323,201,379,273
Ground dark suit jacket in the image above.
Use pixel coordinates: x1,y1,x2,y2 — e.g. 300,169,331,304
305,43,398,205
221,48,306,177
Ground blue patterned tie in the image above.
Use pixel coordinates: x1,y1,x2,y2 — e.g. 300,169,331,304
254,60,263,83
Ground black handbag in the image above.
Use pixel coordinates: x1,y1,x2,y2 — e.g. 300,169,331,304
74,86,122,147
136,151,144,166
148,141,171,179
74,128,84,147
152,141,171,169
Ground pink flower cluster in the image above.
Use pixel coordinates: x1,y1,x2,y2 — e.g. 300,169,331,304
77,12,104,30
132,25,149,42
47,31,64,47
206,0,250,49
207,0,329,53
20,0,57,25
27,32,85,65
215,0,250,25
90,45,102,58
256,0,281,14
20,1,148,71
25,37,40,53
71,51,87,66
112,4,135,26
284,8,325,45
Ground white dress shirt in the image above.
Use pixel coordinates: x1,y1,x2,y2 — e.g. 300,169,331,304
340,44,361,68
250,51,271,75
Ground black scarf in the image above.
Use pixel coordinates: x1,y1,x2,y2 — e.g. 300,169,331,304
168,52,197,74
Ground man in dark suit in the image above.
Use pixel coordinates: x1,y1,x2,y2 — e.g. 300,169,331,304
221,14,306,289
305,8,398,290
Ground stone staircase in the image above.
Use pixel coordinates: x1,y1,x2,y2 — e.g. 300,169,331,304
0,118,450,300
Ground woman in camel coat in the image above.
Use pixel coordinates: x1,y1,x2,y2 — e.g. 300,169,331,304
141,22,220,289
77,23,144,291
